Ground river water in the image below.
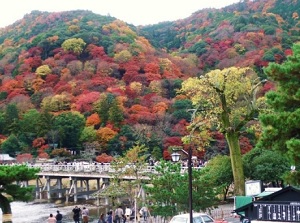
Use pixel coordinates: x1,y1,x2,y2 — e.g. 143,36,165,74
0,201,109,223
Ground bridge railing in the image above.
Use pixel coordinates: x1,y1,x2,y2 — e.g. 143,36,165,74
31,163,202,175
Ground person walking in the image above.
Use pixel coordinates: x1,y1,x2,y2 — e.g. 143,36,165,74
115,206,124,223
56,210,63,223
98,213,106,223
125,206,132,221
106,211,113,223
82,206,89,223
72,206,81,223
140,206,149,221
47,213,57,223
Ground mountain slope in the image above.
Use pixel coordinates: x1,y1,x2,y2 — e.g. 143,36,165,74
0,0,298,161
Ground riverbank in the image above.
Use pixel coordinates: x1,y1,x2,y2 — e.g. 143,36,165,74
1,200,239,223
0,200,108,223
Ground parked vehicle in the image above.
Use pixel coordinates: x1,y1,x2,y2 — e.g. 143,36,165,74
169,213,228,223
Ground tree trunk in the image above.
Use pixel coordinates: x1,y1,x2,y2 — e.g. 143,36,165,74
226,131,245,196
0,194,12,223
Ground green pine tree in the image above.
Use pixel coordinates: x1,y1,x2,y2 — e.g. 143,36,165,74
0,165,40,222
258,43,300,185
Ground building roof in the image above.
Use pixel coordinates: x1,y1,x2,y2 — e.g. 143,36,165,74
0,154,16,161
254,187,281,198
234,186,300,213
255,191,274,197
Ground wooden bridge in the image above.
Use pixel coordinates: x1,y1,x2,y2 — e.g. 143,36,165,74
32,163,152,202
31,163,200,203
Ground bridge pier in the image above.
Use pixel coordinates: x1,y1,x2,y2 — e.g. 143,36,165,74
85,179,90,200
73,177,78,202
96,179,100,190
46,176,51,199
57,178,62,198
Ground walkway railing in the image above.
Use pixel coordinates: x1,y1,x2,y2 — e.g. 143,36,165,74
31,163,203,175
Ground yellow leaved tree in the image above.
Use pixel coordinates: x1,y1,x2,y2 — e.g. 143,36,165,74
61,38,86,55
180,66,266,195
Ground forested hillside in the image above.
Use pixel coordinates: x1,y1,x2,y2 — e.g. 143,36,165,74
0,0,299,162
141,0,300,73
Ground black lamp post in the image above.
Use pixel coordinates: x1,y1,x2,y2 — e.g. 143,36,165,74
171,108,197,223
171,147,193,223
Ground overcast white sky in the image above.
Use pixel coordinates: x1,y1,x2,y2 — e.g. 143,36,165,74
0,0,241,28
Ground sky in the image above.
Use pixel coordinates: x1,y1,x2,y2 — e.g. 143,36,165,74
0,0,241,28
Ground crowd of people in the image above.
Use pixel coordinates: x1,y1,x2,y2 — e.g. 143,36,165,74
45,203,151,223
98,205,150,223
46,205,90,223
46,210,63,223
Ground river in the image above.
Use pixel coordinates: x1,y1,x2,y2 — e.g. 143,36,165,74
0,201,109,223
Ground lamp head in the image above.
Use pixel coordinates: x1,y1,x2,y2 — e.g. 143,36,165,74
171,152,181,162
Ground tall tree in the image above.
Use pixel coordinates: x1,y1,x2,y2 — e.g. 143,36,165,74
3,103,19,135
108,99,124,127
258,43,300,185
0,165,40,222
96,93,115,125
180,67,266,195
18,109,41,146
53,111,85,149
39,109,55,137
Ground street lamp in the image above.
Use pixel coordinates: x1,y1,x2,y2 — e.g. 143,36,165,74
171,108,198,223
171,146,193,223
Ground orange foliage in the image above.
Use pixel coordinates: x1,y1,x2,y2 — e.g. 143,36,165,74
261,0,276,14
129,104,149,113
86,113,101,126
97,127,117,142
152,102,168,114
38,152,50,159
47,35,59,43
144,62,160,73
38,144,49,152
32,137,46,148
0,135,7,144
32,77,45,92
175,95,188,100
1,79,22,94
96,153,114,163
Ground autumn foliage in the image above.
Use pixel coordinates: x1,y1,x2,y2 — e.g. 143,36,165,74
0,0,298,161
